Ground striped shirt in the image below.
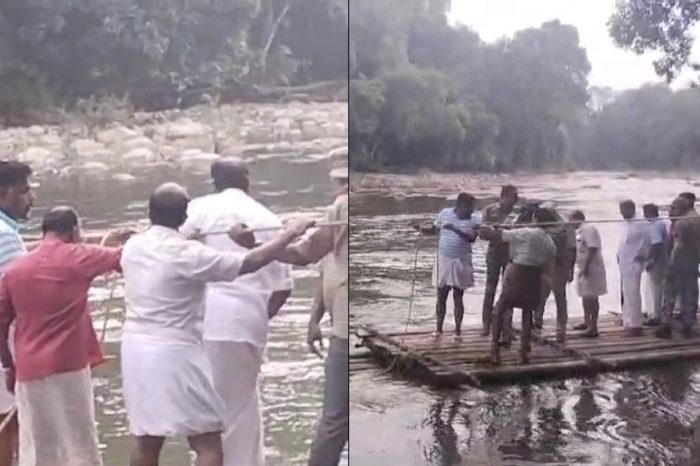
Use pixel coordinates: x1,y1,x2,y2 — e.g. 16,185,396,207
434,208,480,259
0,210,25,273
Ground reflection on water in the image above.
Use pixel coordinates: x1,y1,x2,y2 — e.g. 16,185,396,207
350,172,700,466
27,155,343,465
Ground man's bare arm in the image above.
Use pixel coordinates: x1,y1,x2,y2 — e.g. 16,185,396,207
0,283,14,372
268,289,292,319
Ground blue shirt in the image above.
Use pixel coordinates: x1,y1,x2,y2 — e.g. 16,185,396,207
434,208,480,259
0,210,25,274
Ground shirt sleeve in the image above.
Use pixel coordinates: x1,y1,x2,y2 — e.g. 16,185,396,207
174,241,245,283
582,225,601,249
501,229,526,244
290,203,339,264
0,232,23,274
434,209,444,227
76,245,123,280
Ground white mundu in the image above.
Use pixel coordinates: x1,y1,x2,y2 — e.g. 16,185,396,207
120,226,244,437
182,188,293,466
617,220,651,329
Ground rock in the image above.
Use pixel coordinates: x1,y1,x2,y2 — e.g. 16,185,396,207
122,148,156,164
181,148,203,158
118,136,156,152
28,125,45,136
112,173,136,182
166,119,211,139
37,133,63,149
80,162,109,172
70,139,112,159
179,152,221,165
301,120,324,140
18,147,52,165
96,126,140,145
244,127,271,144
288,129,303,142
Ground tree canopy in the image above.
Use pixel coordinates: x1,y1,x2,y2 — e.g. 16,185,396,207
349,0,591,172
0,0,348,117
608,0,700,82
350,0,700,173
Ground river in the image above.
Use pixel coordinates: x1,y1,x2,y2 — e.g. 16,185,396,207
21,131,346,464
350,171,700,466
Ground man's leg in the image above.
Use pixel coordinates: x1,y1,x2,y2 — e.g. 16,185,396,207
534,282,551,330
130,436,165,466
655,270,677,338
0,411,16,466
680,271,699,336
481,259,502,336
581,297,599,337
309,338,349,466
552,272,568,342
61,368,103,466
452,288,465,335
204,341,264,466
188,432,223,466
520,308,533,364
436,287,450,334
500,262,514,344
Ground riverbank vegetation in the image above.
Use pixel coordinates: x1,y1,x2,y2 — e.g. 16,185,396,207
349,0,700,173
0,0,348,124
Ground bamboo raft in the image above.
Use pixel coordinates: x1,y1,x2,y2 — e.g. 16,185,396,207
355,313,700,388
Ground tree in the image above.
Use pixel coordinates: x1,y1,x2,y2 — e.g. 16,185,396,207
608,0,700,81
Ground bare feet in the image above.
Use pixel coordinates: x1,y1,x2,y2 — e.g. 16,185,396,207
490,342,501,365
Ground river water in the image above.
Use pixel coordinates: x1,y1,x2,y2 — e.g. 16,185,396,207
25,149,345,465
350,171,700,466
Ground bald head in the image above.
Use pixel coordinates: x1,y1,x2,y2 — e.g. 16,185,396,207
211,158,249,193
148,183,190,229
42,205,80,239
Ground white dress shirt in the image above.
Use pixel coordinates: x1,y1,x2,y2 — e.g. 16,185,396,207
121,226,244,345
181,189,293,347
617,219,652,268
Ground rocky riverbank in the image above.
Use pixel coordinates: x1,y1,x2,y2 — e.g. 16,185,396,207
0,102,347,180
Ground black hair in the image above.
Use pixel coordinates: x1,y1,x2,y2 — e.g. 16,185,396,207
619,199,635,210
41,206,79,236
456,192,474,207
211,159,249,192
534,207,557,224
570,210,586,221
643,203,659,217
148,185,189,229
679,192,696,204
500,184,517,198
0,161,31,189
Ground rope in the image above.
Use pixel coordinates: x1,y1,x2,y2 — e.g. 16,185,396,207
200,220,347,237
99,231,119,344
454,215,687,230
402,242,421,337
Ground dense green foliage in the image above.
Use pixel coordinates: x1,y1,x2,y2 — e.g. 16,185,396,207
0,0,348,117
575,84,700,170
349,0,591,172
609,0,700,82
350,0,700,173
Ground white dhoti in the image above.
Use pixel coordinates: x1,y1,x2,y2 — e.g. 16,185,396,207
204,340,264,466
621,263,644,328
121,333,225,437
432,254,474,290
16,366,101,466
643,268,663,319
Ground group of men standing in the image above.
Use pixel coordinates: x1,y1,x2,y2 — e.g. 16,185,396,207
425,184,700,365
0,155,348,466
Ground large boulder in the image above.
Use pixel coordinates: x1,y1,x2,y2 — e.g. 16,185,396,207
96,126,140,145
122,148,156,164
69,139,112,159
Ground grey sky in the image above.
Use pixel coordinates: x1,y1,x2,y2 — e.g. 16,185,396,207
449,0,699,90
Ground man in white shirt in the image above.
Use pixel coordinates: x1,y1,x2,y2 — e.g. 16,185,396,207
120,183,314,466
617,200,651,336
180,159,293,466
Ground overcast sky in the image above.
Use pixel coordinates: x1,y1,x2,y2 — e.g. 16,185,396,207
449,0,700,90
